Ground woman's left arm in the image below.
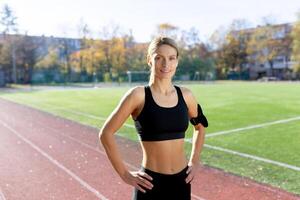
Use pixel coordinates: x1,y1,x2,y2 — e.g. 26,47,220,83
181,87,206,183
188,123,205,166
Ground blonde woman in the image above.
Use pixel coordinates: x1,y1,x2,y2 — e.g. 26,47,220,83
99,36,208,200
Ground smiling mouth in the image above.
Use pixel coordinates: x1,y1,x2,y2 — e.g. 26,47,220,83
160,70,171,73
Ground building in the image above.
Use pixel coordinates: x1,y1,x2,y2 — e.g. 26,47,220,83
0,34,82,83
231,23,294,80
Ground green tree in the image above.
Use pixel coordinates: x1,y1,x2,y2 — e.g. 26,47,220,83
16,34,40,83
0,4,18,83
177,27,215,80
291,12,300,73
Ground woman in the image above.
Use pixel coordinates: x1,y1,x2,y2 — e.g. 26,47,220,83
99,36,208,200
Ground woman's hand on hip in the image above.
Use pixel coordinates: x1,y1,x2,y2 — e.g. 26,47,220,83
185,162,201,183
122,170,153,193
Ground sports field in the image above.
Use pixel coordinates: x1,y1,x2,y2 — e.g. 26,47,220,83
1,81,299,196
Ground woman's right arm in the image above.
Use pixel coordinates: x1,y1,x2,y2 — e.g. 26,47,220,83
99,87,153,193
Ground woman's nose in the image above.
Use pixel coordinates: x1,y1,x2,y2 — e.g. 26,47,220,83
162,59,168,67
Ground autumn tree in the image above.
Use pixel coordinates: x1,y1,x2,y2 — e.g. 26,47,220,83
210,19,250,79
98,23,127,81
246,22,290,77
35,46,62,70
153,23,179,40
123,31,147,72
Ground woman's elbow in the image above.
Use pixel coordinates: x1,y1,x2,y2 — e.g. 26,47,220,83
99,128,108,143
99,128,113,144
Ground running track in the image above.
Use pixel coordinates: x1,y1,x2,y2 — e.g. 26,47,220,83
0,98,299,200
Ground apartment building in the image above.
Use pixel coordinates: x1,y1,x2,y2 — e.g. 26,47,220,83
232,23,294,80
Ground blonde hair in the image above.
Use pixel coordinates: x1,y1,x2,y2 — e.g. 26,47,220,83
147,36,179,84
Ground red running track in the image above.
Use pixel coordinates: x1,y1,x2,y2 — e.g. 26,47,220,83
0,98,299,200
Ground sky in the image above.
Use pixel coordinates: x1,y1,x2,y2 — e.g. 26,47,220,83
1,0,300,42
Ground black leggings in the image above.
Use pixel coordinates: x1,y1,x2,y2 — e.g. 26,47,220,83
132,165,191,200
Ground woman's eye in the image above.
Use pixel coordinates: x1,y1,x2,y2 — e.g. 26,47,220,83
155,57,160,60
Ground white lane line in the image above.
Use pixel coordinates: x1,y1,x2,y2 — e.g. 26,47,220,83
6,97,300,136
34,100,300,138
6,98,300,190
0,120,109,200
191,194,206,200
203,144,300,172
4,98,300,172
34,119,139,171
206,116,300,138
0,188,6,200
8,98,135,128
34,120,207,200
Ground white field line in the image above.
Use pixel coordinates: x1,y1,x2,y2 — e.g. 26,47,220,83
5,98,300,172
9,98,135,128
206,116,300,138
33,120,206,200
0,120,109,200
7,97,300,136
0,188,6,200
186,141,300,172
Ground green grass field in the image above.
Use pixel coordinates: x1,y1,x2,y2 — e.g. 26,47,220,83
1,81,300,195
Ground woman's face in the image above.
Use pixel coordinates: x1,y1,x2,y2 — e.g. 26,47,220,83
149,44,178,80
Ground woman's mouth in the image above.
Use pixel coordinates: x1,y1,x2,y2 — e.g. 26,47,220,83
160,69,171,73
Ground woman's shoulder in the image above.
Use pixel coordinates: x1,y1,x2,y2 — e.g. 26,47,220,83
176,85,194,98
176,85,197,106
126,85,146,101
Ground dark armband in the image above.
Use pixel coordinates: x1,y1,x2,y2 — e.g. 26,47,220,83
190,104,208,127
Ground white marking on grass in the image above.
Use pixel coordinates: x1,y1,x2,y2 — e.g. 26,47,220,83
193,142,300,172
37,100,300,139
0,120,109,200
6,98,300,175
10,98,135,128
8,97,300,137
206,116,300,138
0,188,6,200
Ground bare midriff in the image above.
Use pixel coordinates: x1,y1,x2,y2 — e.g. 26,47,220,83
141,138,188,174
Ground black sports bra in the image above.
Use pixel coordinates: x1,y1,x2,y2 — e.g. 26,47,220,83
134,85,189,141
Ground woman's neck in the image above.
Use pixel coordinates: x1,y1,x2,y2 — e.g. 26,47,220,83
149,79,174,95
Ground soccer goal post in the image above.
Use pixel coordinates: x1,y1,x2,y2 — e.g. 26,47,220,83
127,70,150,84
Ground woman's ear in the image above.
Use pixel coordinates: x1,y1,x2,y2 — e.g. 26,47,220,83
147,56,152,67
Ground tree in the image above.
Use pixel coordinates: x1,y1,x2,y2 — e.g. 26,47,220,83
98,23,127,80
210,19,250,79
16,34,40,83
123,31,147,72
0,4,18,83
69,39,105,79
77,19,90,78
35,46,62,70
246,24,290,77
291,12,300,73
0,4,17,34
177,27,215,80
153,23,179,40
